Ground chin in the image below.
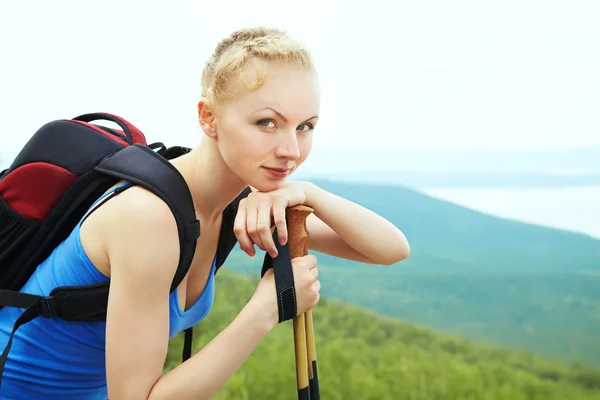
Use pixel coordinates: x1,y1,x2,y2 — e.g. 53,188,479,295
250,175,288,192
253,180,286,192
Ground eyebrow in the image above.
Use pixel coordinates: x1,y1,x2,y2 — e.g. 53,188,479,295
258,107,318,123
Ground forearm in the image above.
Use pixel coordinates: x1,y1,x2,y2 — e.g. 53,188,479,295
304,182,410,265
148,300,276,400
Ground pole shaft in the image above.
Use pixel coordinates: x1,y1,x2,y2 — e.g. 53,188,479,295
287,205,315,399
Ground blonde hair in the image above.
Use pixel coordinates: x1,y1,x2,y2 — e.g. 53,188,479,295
201,27,314,105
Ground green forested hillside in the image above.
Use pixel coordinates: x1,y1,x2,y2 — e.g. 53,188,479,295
164,270,600,400
223,252,600,369
223,179,600,368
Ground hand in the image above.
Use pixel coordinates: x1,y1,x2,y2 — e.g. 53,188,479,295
251,254,321,327
233,182,311,258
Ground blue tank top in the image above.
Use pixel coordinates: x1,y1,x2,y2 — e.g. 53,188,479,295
0,182,216,399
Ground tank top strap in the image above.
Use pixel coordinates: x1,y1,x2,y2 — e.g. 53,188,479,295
78,181,132,226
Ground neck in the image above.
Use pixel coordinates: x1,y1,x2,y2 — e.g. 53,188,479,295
171,137,247,222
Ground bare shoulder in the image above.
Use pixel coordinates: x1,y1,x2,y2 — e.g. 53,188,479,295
105,184,180,280
81,183,181,283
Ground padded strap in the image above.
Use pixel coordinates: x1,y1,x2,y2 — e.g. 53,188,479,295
94,144,198,292
49,282,110,321
184,221,201,241
261,230,297,323
0,282,117,387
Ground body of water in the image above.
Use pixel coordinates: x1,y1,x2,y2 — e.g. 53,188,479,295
422,186,600,240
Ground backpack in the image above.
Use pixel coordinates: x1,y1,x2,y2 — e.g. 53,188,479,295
0,112,253,384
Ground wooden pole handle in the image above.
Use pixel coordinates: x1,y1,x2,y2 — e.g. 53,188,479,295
286,205,312,259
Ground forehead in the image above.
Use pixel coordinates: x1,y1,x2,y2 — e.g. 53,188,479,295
229,61,320,119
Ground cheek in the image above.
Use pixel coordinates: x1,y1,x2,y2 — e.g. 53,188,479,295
217,121,265,171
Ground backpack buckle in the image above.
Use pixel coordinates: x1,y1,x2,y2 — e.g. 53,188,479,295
36,296,57,318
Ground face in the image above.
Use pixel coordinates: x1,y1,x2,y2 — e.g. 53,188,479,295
199,61,320,192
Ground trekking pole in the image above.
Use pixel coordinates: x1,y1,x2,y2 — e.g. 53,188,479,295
305,307,320,400
287,205,320,400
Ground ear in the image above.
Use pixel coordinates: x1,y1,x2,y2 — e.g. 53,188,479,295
197,97,217,138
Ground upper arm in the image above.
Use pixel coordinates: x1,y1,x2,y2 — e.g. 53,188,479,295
101,188,180,399
305,213,375,264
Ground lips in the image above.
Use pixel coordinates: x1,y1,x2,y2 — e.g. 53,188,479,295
262,166,291,178
265,167,289,173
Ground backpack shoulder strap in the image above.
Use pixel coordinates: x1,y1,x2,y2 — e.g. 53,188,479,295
44,144,199,322
214,185,252,273
94,144,200,292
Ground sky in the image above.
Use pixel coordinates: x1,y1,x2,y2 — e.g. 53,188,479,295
0,0,598,156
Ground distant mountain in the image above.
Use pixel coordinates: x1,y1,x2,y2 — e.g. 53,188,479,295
302,179,600,273
223,179,600,368
297,170,600,188
290,146,600,188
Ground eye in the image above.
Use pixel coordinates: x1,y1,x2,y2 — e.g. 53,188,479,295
297,123,314,132
256,119,276,129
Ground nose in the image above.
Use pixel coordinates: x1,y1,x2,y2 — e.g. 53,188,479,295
275,130,301,161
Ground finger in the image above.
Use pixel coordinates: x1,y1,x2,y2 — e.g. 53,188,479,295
311,266,319,281
313,279,321,293
272,199,288,245
306,254,318,269
304,264,318,283
258,201,277,258
310,280,321,309
246,206,265,251
233,207,255,256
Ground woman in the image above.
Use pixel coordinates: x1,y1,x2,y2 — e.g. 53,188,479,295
0,26,409,399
